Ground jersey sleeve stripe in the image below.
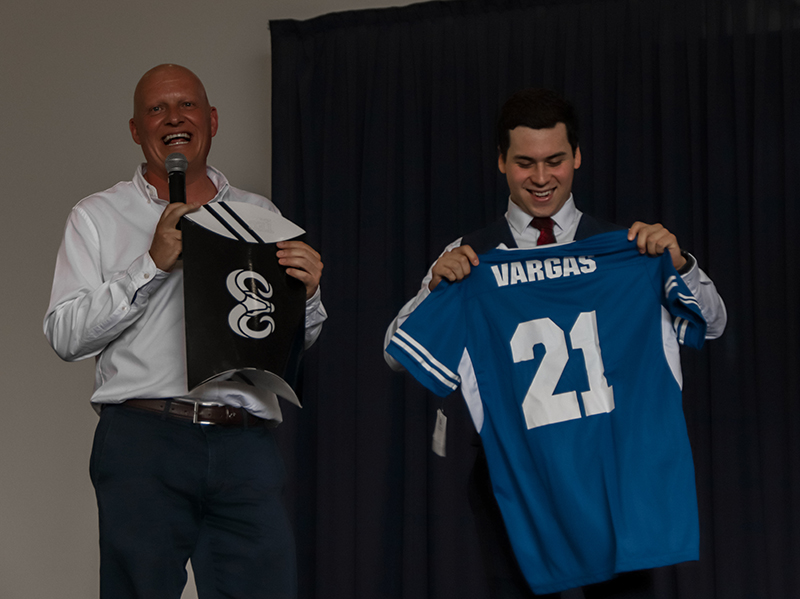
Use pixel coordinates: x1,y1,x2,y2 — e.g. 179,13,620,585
677,292,701,309
673,317,689,344
665,276,679,295
663,269,706,348
394,329,461,384
391,333,460,391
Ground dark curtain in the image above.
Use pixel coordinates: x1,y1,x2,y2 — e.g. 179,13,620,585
269,1,800,597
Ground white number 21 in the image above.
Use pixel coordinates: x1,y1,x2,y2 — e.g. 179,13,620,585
510,311,614,429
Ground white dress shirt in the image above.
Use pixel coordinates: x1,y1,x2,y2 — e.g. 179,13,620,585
44,165,327,421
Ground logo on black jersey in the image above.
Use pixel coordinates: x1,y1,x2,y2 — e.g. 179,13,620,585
226,269,276,339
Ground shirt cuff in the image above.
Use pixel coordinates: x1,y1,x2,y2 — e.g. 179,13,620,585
305,285,322,314
127,252,169,302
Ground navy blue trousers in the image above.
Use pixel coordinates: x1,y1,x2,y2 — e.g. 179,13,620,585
90,404,296,599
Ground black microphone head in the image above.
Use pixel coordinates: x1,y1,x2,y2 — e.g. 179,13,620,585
165,153,188,174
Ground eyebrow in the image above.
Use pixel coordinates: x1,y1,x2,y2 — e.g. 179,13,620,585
513,151,568,162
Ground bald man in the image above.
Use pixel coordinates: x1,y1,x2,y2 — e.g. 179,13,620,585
44,64,326,599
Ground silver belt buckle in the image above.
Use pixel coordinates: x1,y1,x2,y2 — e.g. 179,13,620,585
192,402,216,425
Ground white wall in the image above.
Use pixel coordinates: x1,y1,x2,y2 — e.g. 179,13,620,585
0,1,422,597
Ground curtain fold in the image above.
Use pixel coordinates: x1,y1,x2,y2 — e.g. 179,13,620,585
270,1,800,597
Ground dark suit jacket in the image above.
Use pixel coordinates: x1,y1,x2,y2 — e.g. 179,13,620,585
461,212,622,255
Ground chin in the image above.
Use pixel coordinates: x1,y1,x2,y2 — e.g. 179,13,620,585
529,206,555,218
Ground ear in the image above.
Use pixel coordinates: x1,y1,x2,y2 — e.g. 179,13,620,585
497,148,507,174
129,118,142,145
574,146,582,169
210,107,219,137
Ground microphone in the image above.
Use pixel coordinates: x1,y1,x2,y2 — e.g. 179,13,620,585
165,153,188,204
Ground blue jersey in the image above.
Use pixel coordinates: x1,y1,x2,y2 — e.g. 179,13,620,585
387,231,707,594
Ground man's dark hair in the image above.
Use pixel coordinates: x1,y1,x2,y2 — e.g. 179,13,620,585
496,88,580,158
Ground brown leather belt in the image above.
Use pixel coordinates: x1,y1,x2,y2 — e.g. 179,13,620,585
122,398,266,426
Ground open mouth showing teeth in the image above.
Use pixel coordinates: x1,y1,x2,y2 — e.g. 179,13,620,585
163,133,191,145
530,189,554,198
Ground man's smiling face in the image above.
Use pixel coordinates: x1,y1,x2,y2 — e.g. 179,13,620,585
498,123,581,218
129,65,218,183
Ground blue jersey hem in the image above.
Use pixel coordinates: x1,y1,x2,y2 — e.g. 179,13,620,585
528,550,700,594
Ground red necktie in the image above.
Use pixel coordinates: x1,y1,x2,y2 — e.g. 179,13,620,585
532,217,556,245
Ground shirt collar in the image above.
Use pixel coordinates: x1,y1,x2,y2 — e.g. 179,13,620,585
133,163,230,204
506,195,580,236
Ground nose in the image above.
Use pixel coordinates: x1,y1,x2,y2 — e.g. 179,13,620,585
164,105,184,125
529,164,548,186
